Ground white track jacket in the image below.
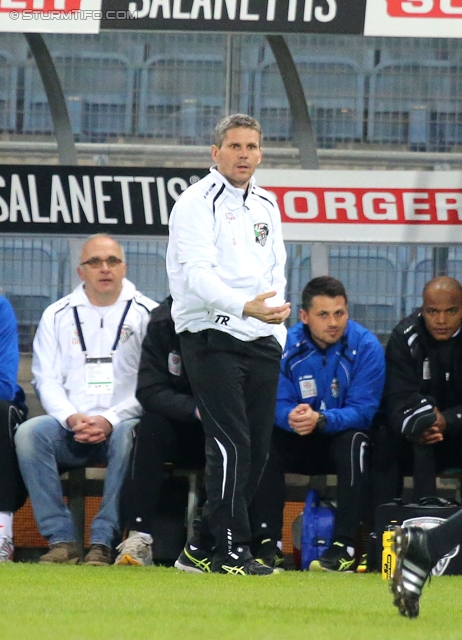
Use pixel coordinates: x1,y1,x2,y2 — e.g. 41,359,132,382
167,167,287,347
32,279,157,430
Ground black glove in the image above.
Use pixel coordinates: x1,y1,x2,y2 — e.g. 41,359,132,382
401,398,436,440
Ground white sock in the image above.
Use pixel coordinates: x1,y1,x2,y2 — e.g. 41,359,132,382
0,512,13,539
347,546,355,558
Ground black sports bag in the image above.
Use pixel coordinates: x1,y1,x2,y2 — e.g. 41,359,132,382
374,497,462,576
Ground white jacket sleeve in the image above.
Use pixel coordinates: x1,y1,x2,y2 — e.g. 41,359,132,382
100,396,142,430
269,200,288,302
101,301,153,428
266,199,288,348
32,308,78,429
171,196,251,318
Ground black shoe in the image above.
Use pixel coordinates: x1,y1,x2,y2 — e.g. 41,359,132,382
174,543,213,574
254,539,285,569
212,545,275,576
391,526,433,619
356,552,368,574
309,542,356,572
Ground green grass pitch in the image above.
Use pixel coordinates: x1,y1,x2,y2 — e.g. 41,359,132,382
2,564,462,639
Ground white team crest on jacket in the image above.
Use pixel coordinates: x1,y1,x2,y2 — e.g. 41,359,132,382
119,325,134,343
254,223,269,247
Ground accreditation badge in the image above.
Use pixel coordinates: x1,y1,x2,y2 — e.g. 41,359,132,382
299,376,317,399
168,351,182,376
85,357,114,395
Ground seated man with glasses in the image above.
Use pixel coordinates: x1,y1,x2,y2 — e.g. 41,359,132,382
15,233,157,565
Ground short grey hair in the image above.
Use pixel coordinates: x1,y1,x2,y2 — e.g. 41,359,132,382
80,233,125,263
213,113,262,148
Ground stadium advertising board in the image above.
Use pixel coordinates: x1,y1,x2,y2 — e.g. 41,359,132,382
100,0,367,34
0,0,461,36
257,169,462,243
0,0,102,33
0,166,460,243
99,0,462,37
0,166,207,235
364,0,462,38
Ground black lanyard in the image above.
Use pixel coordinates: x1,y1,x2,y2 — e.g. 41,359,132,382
73,300,132,356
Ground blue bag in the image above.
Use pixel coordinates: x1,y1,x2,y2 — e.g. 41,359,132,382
301,488,335,570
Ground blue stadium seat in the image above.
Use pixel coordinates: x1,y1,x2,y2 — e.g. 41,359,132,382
285,244,406,336
328,247,402,337
285,243,311,327
368,61,462,149
404,247,462,316
251,55,365,143
0,239,60,350
23,53,134,139
123,241,169,303
137,54,225,143
0,51,18,132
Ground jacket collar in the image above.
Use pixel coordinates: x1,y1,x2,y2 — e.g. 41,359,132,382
69,278,136,308
210,166,256,201
301,320,351,354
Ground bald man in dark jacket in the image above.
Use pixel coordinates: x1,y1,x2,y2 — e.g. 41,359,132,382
373,276,462,504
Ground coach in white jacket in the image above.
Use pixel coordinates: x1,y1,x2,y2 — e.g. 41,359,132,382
167,114,290,576
15,234,157,565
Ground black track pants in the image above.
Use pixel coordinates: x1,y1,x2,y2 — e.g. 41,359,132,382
0,400,27,511
179,330,281,557
121,411,205,534
250,427,370,544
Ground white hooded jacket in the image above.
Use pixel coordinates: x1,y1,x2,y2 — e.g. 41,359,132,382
167,167,287,347
32,278,157,430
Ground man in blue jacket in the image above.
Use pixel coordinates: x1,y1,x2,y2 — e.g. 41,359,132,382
250,276,385,572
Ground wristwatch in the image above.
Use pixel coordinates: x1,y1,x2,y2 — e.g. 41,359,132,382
315,411,327,432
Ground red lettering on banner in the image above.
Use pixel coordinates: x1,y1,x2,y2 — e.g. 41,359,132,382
266,187,462,224
386,0,462,18
0,0,81,12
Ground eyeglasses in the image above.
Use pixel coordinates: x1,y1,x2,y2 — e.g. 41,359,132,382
80,256,124,269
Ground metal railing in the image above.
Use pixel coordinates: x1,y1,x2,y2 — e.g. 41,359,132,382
2,236,458,352
1,31,462,154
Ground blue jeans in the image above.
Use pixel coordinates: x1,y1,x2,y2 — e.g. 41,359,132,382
15,416,137,547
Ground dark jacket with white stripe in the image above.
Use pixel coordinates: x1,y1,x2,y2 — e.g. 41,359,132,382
384,310,462,437
136,296,197,424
